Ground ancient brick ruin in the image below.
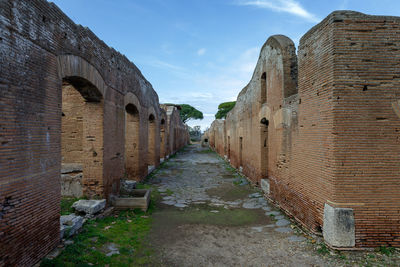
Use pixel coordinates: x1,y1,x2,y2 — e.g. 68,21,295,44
0,0,189,265
206,11,400,248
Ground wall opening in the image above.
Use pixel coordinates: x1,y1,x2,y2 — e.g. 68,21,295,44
228,136,231,159
125,103,140,180
61,76,103,198
260,117,269,178
239,136,243,167
261,72,267,103
147,114,156,167
160,118,166,159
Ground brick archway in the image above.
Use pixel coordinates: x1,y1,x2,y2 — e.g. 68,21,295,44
160,117,167,160
124,92,143,180
58,55,106,198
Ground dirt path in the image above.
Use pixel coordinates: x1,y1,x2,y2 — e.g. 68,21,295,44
146,144,399,267
145,144,329,266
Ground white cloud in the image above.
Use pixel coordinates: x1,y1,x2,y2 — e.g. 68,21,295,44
190,92,214,99
157,47,260,131
237,0,320,23
148,59,185,71
339,0,349,10
197,48,206,56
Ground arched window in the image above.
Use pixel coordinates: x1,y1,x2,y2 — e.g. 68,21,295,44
261,72,267,103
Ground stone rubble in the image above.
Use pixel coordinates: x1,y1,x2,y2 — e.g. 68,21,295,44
72,199,106,215
60,214,84,238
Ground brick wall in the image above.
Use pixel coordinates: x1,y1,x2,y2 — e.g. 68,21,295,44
330,11,400,247
0,0,189,265
207,11,400,248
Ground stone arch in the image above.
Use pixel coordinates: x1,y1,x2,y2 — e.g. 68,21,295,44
265,35,298,100
57,55,107,97
147,107,158,169
160,114,167,160
260,72,267,103
57,55,106,198
124,102,140,180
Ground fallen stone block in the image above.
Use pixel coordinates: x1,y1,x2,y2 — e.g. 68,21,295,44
72,199,106,215
60,214,84,238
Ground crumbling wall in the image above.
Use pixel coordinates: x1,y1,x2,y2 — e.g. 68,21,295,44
209,11,400,248
0,0,188,265
160,109,167,160
209,119,226,156
163,104,189,155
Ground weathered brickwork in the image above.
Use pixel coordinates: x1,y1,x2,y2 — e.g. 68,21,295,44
161,104,190,156
206,11,400,248
0,0,189,265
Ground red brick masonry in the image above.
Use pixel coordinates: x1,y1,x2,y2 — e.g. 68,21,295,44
206,11,400,248
0,0,189,265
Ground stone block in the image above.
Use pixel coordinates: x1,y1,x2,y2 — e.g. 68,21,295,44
72,199,106,215
323,203,355,247
60,214,84,238
120,179,137,195
61,173,83,197
261,179,270,194
61,163,83,174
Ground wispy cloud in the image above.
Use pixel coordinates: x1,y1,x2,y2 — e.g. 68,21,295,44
153,47,260,131
237,0,320,23
339,0,349,10
197,48,206,56
148,59,185,72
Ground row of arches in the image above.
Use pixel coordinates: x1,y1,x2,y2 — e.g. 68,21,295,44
59,56,185,199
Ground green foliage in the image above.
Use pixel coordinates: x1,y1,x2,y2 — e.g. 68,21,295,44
179,104,204,123
61,197,82,215
43,189,161,266
215,101,236,119
378,246,395,256
316,243,329,255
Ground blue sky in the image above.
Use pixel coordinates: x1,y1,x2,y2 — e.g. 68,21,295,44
51,0,400,130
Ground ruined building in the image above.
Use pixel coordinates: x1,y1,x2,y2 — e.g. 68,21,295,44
206,11,400,248
0,0,189,265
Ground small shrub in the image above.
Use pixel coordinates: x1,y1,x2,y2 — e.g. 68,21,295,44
378,246,395,256
317,243,329,255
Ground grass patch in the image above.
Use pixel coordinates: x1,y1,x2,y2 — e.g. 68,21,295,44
44,188,162,266
316,243,329,255
165,189,174,196
60,197,82,215
206,183,254,201
42,209,155,266
154,205,268,227
377,246,395,256
199,148,213,154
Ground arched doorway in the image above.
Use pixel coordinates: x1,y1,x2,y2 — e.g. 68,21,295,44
260,117,269,179
147,114,157,171
261,72,267,103
125,103,140,180
160,118,166,160
61,76,104,198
